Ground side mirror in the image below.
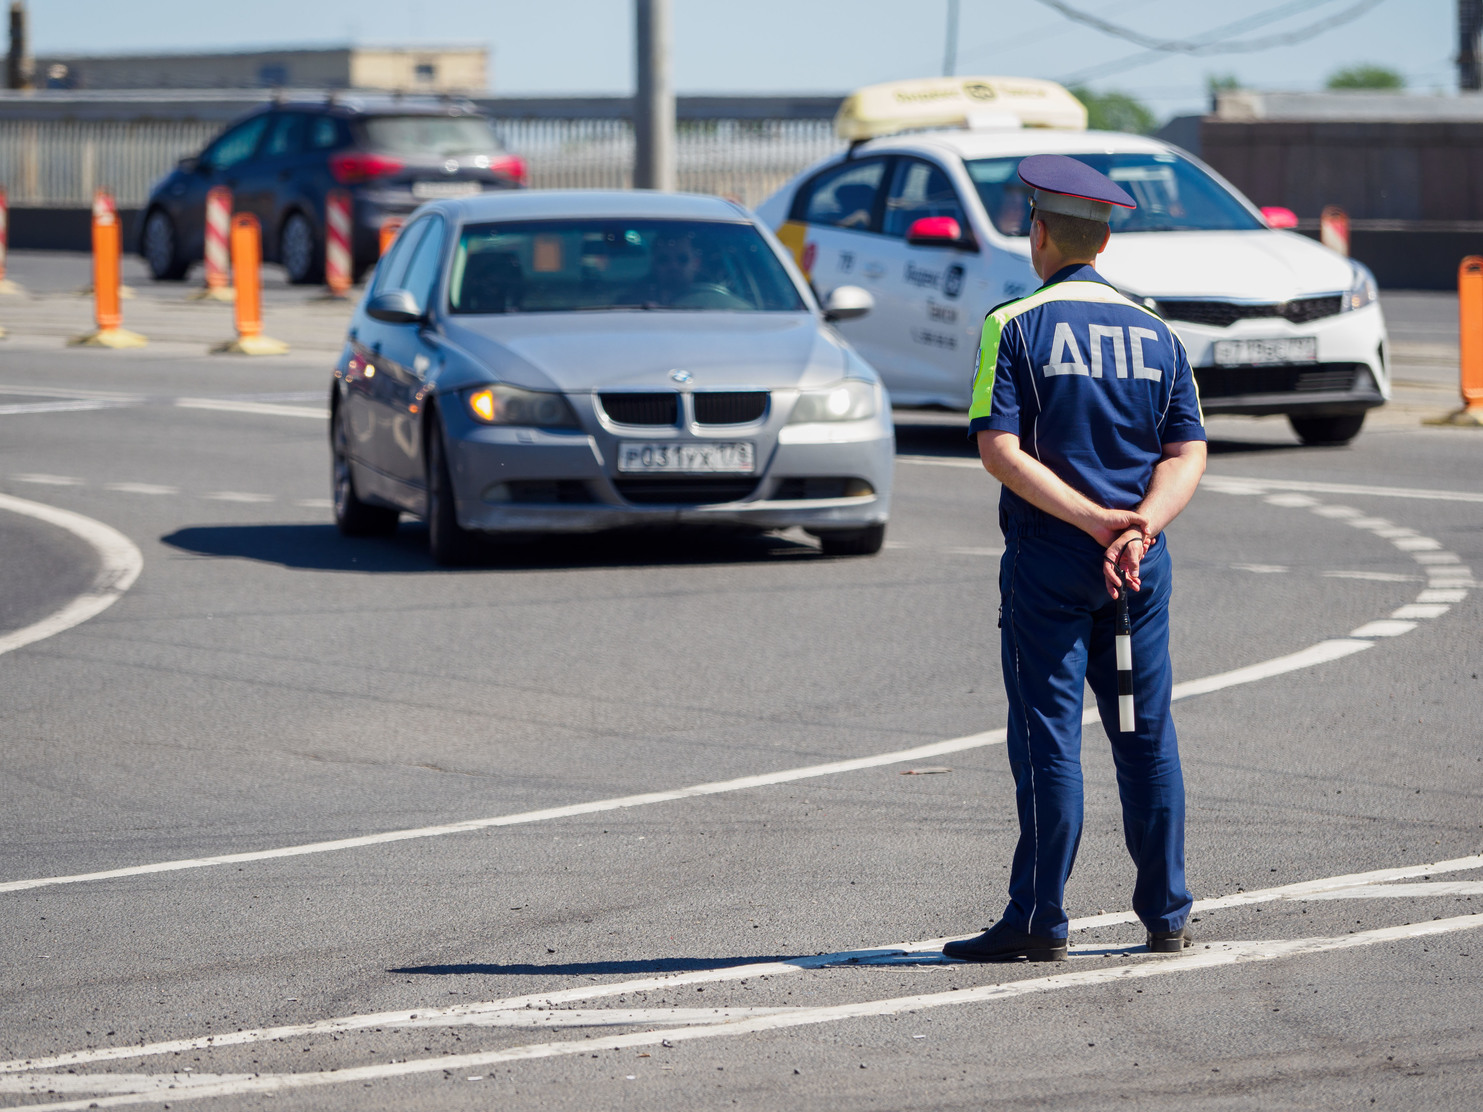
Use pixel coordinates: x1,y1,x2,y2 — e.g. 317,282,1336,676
1260,206,1299,230
906,215,975,250
823,285,873,323
367,289,424,324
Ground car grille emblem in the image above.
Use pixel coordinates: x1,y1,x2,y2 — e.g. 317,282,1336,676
670,369,692,383
443,160,458,174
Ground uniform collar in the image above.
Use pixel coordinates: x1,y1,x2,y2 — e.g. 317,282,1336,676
1039,262,1110,290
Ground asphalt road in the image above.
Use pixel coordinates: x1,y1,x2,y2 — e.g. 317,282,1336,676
1,254,1480,1111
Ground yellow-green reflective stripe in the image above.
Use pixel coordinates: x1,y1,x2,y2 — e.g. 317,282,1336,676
971,313,1004,421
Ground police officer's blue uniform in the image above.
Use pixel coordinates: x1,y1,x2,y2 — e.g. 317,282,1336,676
947,156,1207,960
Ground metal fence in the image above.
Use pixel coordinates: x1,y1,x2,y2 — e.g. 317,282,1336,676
0,104,842,211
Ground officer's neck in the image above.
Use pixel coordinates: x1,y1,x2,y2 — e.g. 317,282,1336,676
1032,248,1098,282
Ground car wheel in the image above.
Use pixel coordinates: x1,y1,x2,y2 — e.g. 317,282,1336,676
813,523,886,557
1289,413,1365,446
280,211,322,285
142,208,188,281
331,405,399,537
426,415,477,566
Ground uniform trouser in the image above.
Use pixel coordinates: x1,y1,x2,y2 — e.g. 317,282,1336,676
998,525,1193,940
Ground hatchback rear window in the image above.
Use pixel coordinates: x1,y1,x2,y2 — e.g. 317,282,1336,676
361,115,503,157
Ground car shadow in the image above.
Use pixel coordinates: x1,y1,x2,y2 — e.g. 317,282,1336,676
160,522,824,573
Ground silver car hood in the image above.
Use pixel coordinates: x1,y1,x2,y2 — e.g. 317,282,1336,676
438,311,850,393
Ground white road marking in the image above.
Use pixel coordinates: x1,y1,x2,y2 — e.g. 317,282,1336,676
1417,588,1468,603
1263,493,1318,507
1347,517,1393,530
1391,603,1451,619
0,494,143,659
1230,563,1288,574
175,398,328,420
1167,639,1370,700
0,400,122,416
6,854,1479,1079
1349,620,1417,638
10,474,82,486
0,1074,253,1095
1298,881,1483,900
1200,474,1483,504
1322,570,1420,582
203,491,274,503
1311,504,1362,519
1413,552,1461,565
104,482,179,496
9,915,1482,1110
402,1006,797,1030
294,498,333,510
944,545,1003,557
1393,536,1442,551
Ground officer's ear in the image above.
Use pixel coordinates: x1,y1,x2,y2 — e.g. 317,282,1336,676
1094,224,1112,256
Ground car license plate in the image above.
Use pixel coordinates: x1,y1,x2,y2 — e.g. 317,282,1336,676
617,442,755,474
411,180,483,199
1212,337,1318,366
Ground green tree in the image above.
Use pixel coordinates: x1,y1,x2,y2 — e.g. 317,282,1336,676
1326,64,1405,90
1069,87,1157,135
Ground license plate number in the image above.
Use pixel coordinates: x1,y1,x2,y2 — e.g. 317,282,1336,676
412,180,483,199
1212,337,1317,365
617,442,755,474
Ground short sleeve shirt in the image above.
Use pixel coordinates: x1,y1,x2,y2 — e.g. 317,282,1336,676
969,263,1205,517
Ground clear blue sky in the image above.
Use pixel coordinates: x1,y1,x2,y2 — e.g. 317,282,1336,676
33,0,1454,121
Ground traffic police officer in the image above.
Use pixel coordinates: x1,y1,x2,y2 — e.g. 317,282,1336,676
943,155,1207,963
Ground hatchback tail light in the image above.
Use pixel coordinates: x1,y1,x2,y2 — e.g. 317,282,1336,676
488,154,527,185
329,152,406,184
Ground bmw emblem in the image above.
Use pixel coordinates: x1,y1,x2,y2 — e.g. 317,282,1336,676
670,369,692,383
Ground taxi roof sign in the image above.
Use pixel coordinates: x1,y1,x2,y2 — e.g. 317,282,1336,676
834,76,1087,141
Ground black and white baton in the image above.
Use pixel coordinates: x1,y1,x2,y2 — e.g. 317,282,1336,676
1115,563,1134,732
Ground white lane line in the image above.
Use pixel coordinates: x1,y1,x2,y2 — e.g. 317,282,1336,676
1391,603,1450,620
1299,882,1483,900
1322,571,1420,583
403,1006,797,1030
0,400,124,416
0,631,1384,897
1230,563,1288,574
13,852,1479,1079
9,474,82,486
1393,536,1443,552
175,398,328,420
0,494,143,659
1201,474,1483,504
1417,588,1468,603
1414,552,1462,565
103,482,179,496
1311,505,1362,519
1349,620,1417,638
10,915,1483,1111
0,1074,253,1095
203,491,274,503
1263,493,1318,507
294,498,333,510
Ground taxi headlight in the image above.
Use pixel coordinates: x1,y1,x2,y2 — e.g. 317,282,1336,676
1343,262,1378,312
466,385,580,429
788,380,877,423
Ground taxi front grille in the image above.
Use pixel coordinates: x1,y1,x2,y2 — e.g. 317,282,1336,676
599,392,678,426
1158,296,1343,328
694,391,769,425
1193,363,1362,398
614,478,759,505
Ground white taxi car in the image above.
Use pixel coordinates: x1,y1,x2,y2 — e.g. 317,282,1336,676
756,77,1388,445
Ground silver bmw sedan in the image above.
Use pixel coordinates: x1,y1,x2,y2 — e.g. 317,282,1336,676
330,190,894,564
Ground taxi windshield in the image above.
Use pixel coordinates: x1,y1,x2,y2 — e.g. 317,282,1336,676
448,219,807,314
965,152,1265,236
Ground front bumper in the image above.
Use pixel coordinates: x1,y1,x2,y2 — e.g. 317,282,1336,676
1169,302,1389,418
439,387,895,535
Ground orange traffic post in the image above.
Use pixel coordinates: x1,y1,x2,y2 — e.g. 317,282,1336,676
1319,205,1349,257
188,186,235,302
69,190,146,348
379,216,405,258
0,186,22,295
211,213,289,355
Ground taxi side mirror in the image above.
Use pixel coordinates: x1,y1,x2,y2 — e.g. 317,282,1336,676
906,216,976,251
823,285,873,322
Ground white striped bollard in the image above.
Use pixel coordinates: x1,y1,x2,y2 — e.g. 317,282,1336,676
1115,565,1134,732
324,189,352,298
189,185,234,301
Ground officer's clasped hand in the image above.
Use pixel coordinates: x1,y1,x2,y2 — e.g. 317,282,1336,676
1103,528,1148,600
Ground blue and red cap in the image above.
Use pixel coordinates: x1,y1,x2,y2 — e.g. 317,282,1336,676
1018,154,1136,223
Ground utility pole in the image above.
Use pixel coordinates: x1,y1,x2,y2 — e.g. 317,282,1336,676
1461,0,1483,92
943,0,960,78
7,1,33,91
633,0,675,191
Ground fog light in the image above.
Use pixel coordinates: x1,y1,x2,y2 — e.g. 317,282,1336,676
844,478,874,497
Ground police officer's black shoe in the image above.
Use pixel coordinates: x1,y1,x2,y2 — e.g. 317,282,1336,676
1147,925,1194,953
942,921,1068,963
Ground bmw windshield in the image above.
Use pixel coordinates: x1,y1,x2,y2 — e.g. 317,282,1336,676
448,219,808,314
966,152,1265,236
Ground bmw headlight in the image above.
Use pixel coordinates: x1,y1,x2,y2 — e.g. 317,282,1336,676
466,385,580,429
788,380,877,424
1343,261,1378,312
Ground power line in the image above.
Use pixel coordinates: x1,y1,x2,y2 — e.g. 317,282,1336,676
1038,0,1386,57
